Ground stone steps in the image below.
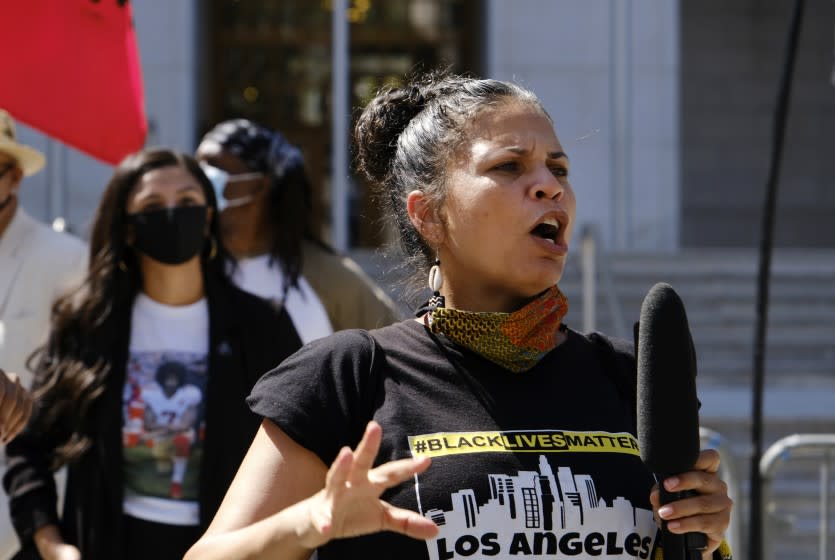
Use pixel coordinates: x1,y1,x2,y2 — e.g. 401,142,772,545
557,249,835,390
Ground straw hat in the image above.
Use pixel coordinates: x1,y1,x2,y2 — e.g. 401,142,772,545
0,110,45,177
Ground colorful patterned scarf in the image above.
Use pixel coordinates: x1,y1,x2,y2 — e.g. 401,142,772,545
426,286,569,373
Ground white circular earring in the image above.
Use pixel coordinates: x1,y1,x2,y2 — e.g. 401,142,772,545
427,256,445,309
428,260,443,293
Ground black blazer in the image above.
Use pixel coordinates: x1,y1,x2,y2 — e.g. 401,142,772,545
4,277,302,559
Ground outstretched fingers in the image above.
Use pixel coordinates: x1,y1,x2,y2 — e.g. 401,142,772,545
316,447,356,537
325,446,354,494
325,421,383,497
369,455,432,491
381,502,439,540
349,421,383,485
334,422,432,495
311,421,439,546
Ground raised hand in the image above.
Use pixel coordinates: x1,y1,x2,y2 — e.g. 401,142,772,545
300,421,439,549
649,448,733,558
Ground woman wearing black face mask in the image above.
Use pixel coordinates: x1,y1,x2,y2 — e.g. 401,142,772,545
3,148,303,560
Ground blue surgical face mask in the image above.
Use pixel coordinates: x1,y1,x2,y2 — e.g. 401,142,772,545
199,162,263,212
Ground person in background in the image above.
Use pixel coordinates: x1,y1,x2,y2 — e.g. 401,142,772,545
196,119,400,345
0,108,87,560
4,148,302,560
0,109,87,390
186,73,733,560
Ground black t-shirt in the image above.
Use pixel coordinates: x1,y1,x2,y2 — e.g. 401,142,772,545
249,320,660,559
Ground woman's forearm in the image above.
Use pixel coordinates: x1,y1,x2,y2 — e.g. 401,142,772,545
185,494,322,560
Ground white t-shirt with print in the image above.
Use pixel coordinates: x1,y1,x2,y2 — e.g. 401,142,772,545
122,293,209,526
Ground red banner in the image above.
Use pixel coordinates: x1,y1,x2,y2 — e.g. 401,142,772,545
0,0,147,165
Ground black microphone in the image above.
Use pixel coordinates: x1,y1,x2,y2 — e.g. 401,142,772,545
636,283,707,560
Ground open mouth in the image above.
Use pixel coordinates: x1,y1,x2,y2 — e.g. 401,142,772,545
531,218,561,244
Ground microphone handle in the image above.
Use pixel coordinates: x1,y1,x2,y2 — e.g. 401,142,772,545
659,485,708,560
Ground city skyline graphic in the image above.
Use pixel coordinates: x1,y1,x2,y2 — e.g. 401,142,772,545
422,455,657,559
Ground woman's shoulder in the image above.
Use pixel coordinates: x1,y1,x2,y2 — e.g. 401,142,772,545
266,320,419,376
367,317,422,338
569,328,638,414
579,329,636,361
302,320,419,358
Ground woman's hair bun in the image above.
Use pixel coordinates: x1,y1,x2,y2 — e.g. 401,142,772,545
354,85,428,185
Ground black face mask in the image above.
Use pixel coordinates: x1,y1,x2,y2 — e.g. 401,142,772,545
127,206,208,265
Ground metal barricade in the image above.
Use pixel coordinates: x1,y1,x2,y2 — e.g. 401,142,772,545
760,434,835,560
700,427,744,559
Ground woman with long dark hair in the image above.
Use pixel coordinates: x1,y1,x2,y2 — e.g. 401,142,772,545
4,148,302,560
196,120,401,344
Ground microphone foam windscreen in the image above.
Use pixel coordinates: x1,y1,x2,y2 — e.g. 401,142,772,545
636,283,701,475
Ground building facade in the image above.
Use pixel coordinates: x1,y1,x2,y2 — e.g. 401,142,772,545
15,0,835,250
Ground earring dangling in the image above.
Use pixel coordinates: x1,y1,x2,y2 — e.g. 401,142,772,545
117,259,129,273
208,237,218,260
427,257,445,310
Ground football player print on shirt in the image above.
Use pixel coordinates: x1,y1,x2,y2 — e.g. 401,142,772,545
124,353,207,501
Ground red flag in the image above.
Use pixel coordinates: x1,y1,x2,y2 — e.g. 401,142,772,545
0,0,147,165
